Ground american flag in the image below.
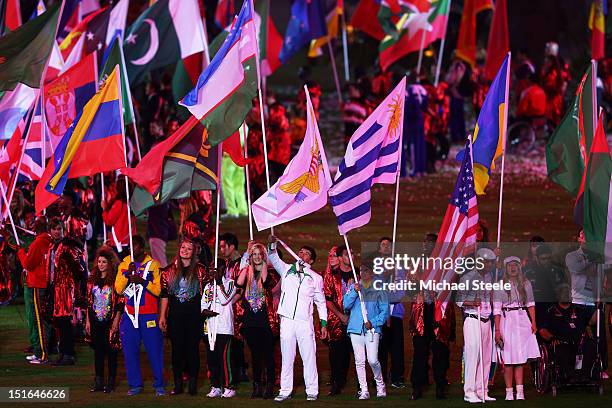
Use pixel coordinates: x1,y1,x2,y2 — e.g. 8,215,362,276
423,139,479,316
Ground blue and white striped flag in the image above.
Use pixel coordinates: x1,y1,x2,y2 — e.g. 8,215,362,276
329,77,406,235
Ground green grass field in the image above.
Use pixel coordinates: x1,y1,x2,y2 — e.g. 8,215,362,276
1,155,609,407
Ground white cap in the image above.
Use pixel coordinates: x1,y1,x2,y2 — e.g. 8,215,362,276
477,248,496,260
503,256,521,266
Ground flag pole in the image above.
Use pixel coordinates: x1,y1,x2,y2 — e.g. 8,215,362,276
0,182,20,245
340,4,350,82
416,29,427,78
116,67,134,261
117,40,142,162
250,0,273,233
214,143,222,269
434,0,452,86
391,77,406,257
100,172,107,243
327,41,343,105
495,52,511,247
342,233,374,340
242,124,254,240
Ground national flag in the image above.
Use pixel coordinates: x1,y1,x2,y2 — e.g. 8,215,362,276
122,116,220,216
379,0,451,71
252,87,332,230
456,54,510,195
0,83,37,140
455,0,493,67
222,126,251,167
35,67,125,214
179,0,258,147
27,1,64,83
99,38,134,125
80,0,129,57
423,139,479,318
308,1,342,58
589,0,606,60
24,98,52,160
0,115,26,192
1,0,22,33
57,0,83,41
19,121,44,182
59,6,108,59
351,0,385,41
62,34,85,72
279,0,327,64
256,0,283,76
546,64,597,197
329,77,406,235
44,52,98,152
124,0,207,85
483,0,509,81
582,113,612,264
0,4,61,91
215,0,235,29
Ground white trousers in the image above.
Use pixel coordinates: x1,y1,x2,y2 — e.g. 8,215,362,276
350,333,384,392
279,316,318,396
463,316,492,398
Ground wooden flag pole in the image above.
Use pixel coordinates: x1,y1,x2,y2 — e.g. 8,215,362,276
327,41,343,105
495,52,511,247
434,0,452,86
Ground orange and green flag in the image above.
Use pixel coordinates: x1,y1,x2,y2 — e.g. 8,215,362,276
455,0,493,67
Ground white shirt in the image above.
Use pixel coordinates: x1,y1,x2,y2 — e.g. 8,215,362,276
566,248,597,306
268,250,328,323
456,269,493,316
201,276,236,335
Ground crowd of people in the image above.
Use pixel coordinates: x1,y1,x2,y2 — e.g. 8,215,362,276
4,192,611,402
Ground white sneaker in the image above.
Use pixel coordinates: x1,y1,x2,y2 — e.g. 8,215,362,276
602,372,609,379
274,394,291,402
358,390,370,400
376,386,386,398
306,394,317,401
26,354,37,361
464,394,481,403
207,387,222,398
505,388,514,401
29,357,48,365
221,388,236,398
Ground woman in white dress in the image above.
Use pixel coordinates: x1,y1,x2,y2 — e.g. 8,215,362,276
493,256,540,401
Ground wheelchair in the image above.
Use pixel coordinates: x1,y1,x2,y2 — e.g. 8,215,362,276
533,335,604,396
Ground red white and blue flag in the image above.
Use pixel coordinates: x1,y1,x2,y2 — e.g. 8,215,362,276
329,77,406,235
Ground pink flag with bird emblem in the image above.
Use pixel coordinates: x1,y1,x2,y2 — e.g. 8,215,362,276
251,86,332,231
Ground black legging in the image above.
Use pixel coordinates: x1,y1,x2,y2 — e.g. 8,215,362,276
55,316,75,356
243,326,276,386
90,318,117,379
168,300,202,379
328,333,351,390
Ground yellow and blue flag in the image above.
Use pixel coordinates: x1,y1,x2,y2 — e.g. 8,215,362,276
457,53,510,194
35,67,126,214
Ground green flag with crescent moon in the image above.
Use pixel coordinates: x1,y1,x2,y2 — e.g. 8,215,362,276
123,0,206,85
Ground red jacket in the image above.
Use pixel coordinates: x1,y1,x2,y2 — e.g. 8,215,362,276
103,200,136,246
18,233,52,289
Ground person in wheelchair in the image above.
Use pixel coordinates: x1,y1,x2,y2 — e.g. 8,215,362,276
538,284,598,383
516,73,547,121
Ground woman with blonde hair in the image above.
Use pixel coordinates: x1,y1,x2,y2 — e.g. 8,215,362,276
85,246,122,393
493,257,540,401
236,241,280,399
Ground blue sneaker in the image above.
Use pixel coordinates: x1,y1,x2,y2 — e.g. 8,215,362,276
155,387,167,396
127,387,143,396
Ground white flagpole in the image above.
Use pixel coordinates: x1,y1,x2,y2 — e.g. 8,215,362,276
342,234,372,336
116,67,134,261
214,144,222,268
117,40,142,162
434,0,452,86
416,29,427,78
0,182,20,245
327,41,343,105
340,6,350,81
250,0,273,233
100,172,107,243
495,52,511,247
477,305,486,403
242,124,254,240
391,77,406,257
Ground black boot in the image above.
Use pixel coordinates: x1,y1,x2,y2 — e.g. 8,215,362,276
188,377,197,396
251,382,263,399
171,375,184,395
90,376,104,392
263,382,274,399
104,376,115,393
